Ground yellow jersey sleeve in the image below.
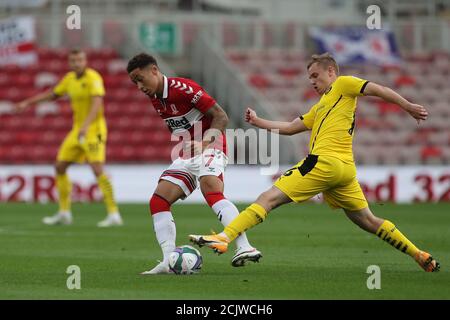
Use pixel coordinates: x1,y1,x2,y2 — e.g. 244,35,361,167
53,73,71,96
88,71,105,96
336,76,369,97
300,104,317,129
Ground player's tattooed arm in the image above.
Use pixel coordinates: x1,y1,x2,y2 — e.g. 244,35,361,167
202,103,229,146
363,82,428,123
245,107,309,135
14,90,59,113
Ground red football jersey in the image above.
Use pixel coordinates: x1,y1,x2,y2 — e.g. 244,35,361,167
149,76,227,156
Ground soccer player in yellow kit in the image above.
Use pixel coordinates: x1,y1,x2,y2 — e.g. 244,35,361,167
15,49,123,227
190,53,440,272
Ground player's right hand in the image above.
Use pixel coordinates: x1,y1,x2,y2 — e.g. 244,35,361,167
405,103,428,124
245,107,258,125
14,101,28,113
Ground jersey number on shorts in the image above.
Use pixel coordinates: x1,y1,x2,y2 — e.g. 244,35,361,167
205,155,214,167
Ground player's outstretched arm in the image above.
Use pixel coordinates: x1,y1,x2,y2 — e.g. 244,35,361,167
245,107,309,135
363,82,428,123
14,90,59,113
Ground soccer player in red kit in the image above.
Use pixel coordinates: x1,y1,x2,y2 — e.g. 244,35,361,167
127,53,262,274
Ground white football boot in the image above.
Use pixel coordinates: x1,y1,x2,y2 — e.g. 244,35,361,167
231,247,263,267
140,260,174,275
42,211,72,225
97,213,123,227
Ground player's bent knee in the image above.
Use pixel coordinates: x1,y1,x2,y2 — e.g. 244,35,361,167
149,194,171,215
199,175,223,194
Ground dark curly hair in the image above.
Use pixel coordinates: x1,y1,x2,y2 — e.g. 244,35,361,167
127,53,158,73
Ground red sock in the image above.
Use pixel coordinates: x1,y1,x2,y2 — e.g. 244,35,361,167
149,194,171,215
204,192,225,207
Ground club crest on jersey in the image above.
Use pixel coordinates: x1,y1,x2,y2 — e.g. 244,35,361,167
170,104,179,114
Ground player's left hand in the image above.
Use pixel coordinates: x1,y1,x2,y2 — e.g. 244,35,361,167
405,103,428,124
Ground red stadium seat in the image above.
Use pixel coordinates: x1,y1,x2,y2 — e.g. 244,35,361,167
104,74,124,89
107,88,130,102
376,101,402,115
248,74,272,89
35,72,59,88
421,146,443,160
0,131,14,145
137,146,157,161
107,59,127,74
89,59,107,73
40,131,66,145
108,146,136,162
394,74,416,87
15,131,39,144
227,52,249,64
302,88,319,101
278,66,302,78
104,102,122,116
41,60,67,73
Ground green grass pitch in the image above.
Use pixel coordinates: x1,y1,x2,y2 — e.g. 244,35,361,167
0,202,449,299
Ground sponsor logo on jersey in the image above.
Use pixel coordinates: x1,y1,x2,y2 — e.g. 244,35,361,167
191,90,203,105
162,107,204,134
165,116,192,130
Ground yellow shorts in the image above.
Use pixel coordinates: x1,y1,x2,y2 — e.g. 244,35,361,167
274,154,368,211
57,129,107,163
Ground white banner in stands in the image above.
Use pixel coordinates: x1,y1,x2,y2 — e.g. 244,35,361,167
0,16,37,66
0,165,448,203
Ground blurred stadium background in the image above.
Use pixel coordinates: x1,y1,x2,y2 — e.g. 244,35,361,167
0,0,449,204
1,0,450,300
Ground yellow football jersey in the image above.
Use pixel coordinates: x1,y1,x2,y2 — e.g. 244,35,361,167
53,68,107,133
300,75,369,164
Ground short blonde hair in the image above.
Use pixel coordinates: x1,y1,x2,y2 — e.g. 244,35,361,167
307,52,339,75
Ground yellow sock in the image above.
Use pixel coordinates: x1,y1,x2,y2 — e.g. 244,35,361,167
97,174,118,214
224,203,268,241
376,220,419,258
56,174,72,212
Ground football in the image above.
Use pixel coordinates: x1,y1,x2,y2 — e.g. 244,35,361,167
168,245,203,275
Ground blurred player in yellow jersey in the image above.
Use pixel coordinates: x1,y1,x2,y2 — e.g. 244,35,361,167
15,49,123,227
190,52,440,272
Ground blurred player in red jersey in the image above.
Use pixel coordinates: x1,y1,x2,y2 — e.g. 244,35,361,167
127,53,262,274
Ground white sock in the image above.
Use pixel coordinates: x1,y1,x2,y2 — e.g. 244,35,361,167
152,212,176,264
211,199,252,250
